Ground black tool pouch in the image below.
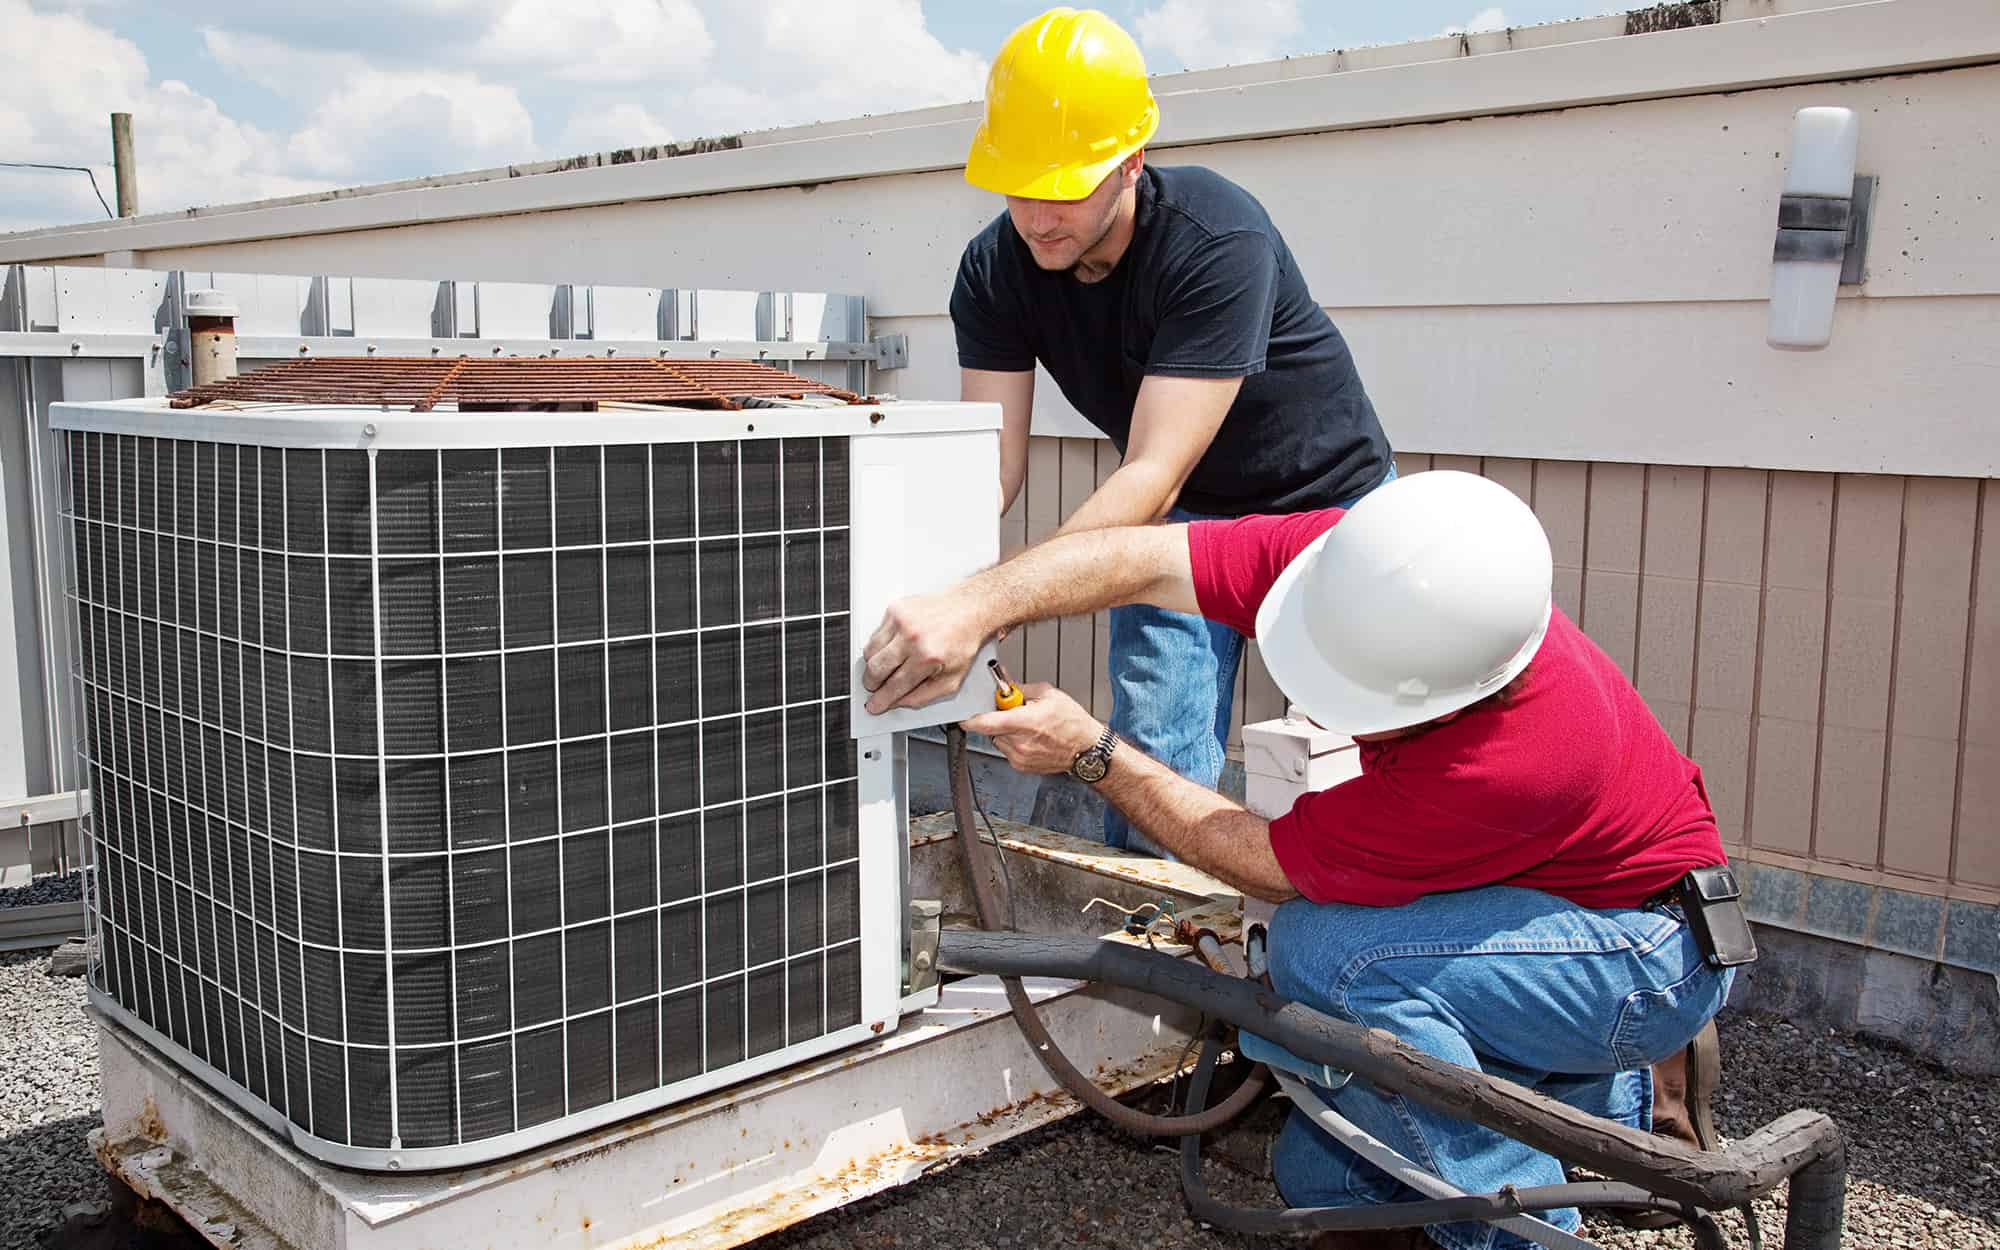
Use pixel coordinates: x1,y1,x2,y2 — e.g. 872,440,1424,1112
1675,865,1759,968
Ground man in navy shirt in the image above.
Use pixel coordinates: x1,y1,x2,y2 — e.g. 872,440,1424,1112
934,7,1395,851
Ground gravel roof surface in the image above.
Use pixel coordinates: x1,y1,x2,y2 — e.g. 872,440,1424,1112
0,871,84,910
3,945,1994,1250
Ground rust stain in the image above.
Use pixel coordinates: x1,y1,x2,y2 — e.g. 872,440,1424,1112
167,355,860,410
136,1095,167,1143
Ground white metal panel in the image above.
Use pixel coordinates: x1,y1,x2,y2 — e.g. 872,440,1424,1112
693,290,759,340
200,273,315,337
848,425,1003,737
469,281,557,338
0,360,30,800
789,293,828,342
53,268,167,334
20,267,58,330
347,278,439,338
585,284,664,340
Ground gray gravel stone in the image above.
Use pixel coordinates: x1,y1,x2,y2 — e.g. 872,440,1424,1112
0,870,85,911
46,941,89,978
1,949,103,1250
3,945,1995,1250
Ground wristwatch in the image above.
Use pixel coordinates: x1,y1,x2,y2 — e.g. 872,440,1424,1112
1069,726,1119,785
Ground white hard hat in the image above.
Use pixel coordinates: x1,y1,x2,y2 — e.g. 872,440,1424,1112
1254,471,1554,736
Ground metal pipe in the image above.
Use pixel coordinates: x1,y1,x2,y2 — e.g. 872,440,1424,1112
937,926,1845,1242
1177,1035,1729,1248
184,290,239,388
946,725,1266,1136
110,113,137,217
1268,1066,1602,1249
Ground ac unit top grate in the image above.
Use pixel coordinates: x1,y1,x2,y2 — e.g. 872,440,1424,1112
168,357,861,413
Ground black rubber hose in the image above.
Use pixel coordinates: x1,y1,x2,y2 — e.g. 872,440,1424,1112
946,725,1267,1137
1174,1031,1714,1236
939,926,1846,1233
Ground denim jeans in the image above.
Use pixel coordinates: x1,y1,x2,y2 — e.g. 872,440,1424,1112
1103,462,1397,854
1263,886,1734,1250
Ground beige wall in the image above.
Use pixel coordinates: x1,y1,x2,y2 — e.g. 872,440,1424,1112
1013,437,1999,907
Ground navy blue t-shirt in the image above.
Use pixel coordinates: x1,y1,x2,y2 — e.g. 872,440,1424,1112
951,164,1389,516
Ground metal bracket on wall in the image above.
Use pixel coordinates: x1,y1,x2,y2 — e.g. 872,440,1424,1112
1840,174,1875,285
872,334,909,371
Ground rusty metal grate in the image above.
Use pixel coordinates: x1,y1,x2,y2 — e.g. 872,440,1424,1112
168,356,861,412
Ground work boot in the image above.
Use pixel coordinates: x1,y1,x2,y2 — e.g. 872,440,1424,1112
1616,1018,1723,1230
1309,1228,1444,1250
1650,1018,1722,1151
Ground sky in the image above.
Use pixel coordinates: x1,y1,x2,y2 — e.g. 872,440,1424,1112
0,0,1624,235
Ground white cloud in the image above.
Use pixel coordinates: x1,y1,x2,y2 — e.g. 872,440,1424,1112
557,103,675,155
0,0,327,231
1439,7,1510,36
3,0,986,232
200,26,537,182
668,0,983,135
285,71,536,181
475,0,714,83
1135,0,1303,71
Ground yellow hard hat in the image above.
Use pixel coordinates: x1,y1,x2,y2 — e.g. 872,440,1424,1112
965,7,1160,202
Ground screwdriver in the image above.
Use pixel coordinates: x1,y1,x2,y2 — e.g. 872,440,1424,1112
988,659,1025,710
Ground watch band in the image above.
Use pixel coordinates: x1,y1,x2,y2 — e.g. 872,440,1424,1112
1069,726,1118,784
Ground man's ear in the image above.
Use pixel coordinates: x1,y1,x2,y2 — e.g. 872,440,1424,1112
1122,149,1145,188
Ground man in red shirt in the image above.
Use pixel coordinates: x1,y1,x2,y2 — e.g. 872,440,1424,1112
862,471,1735,1250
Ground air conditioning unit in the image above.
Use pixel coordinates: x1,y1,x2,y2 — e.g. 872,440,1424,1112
52,363,998,1170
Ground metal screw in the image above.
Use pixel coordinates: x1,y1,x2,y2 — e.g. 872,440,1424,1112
869,412,885,425
362,424,378,438
366,343,377,355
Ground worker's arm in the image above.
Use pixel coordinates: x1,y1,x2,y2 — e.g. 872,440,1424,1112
862,524,1197,713
964,368,1037,515
963,684,1296,903
1052,374,1239,535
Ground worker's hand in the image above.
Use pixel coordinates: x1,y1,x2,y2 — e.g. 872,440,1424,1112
861,589,996,714
962,684,1103,775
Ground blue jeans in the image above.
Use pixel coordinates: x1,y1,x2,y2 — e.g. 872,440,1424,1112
1104,462,1396,854
1264,887,1733,1250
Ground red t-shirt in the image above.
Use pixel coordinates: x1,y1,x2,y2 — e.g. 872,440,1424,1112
1188,509,1725,911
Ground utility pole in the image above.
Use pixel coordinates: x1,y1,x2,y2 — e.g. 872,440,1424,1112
110,112,137,217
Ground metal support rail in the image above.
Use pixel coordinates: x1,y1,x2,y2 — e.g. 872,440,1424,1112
936,927,1846,1250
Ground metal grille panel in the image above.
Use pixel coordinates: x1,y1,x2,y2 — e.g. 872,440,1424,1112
65,429,861,1159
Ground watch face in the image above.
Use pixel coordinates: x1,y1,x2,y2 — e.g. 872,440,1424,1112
1072,750,1110,784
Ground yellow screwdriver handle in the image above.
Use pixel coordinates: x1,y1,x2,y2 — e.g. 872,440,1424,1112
988,659,1025,710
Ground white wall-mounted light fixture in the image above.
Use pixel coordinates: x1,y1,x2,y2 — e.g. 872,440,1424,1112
1768,106,1873,351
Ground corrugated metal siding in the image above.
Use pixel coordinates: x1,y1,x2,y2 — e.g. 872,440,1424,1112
1016,435,1998,905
